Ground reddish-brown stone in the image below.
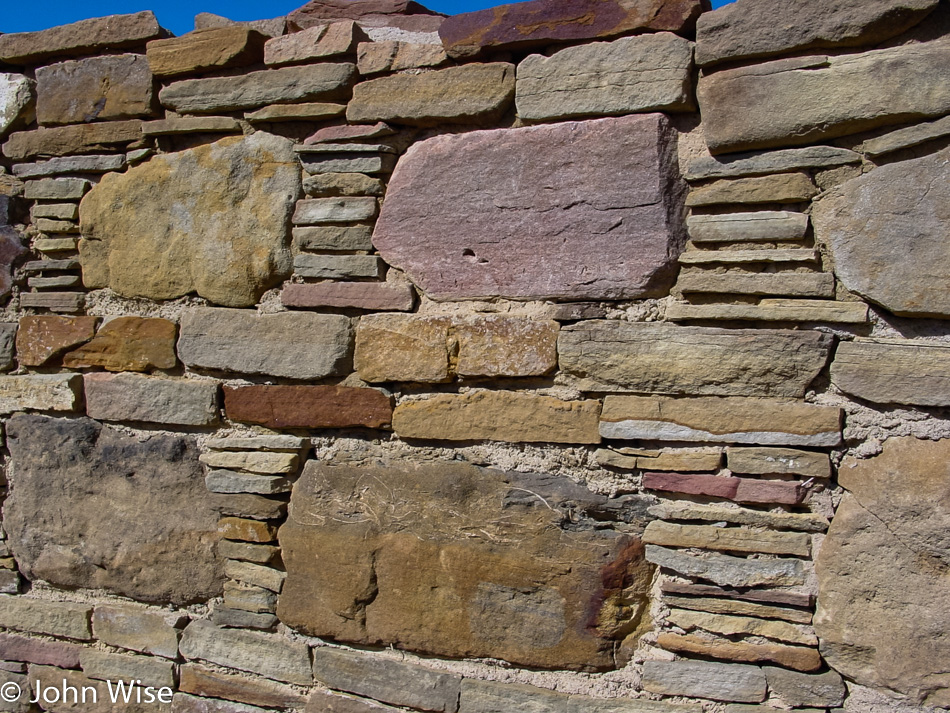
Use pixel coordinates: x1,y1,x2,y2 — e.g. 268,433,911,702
62,316,177,372
657,633,822,672
643,472,740,499
373,114,685,301
282,282,414,311
0,632,82,669
439,0,704,58
304,121,394,144
661,581,814,609
289,0,444,31
15,315,97,367
734,478,806,505
224,385,393,429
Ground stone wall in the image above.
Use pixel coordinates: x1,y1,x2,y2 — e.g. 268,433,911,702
0,0,947,711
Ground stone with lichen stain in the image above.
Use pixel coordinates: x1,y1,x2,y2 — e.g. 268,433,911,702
62,316,176,372
79,132,299,307
15,315,97,367
0,74,34,139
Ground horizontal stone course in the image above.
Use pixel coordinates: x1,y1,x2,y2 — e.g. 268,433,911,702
641,660,766,703
0,632,82,668
179,664,307,710
224,384,392,429
643,521,811,556
81,649,175,688
0,596,92,640
84,373,219,426
3,120,144,160
459,679,701,713
146,26,267,77
282,282,414,311
657,633,821,672
92,605,181,659
0,374,82,414
646,545,805,587
668,608,817,645
687,211,808,243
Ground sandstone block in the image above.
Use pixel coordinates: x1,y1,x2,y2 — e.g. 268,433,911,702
656,634,821,672
141,117,242,135
173,693,269,713
294,254,383,279
265,22,365,65
200,451,298,474
643,472,805,505
458,679,701,713
831,339,950,406
304,121,394,144
393,391,601,444
159,64,355,113
355,314,451,382
178,308,352,379
373,114,685,300
6,414,225,604
0,633,81,668
814,147,950,317
225,581,278,613
32,203,80,220
218,518,278,543
85,373,218,426
294,224,374,250
299,151,396,174
29,665,173,713
36,54,153,126
438,0,703,58
696,0,938,67
676,272,834,298
763,667,846,708
601,396,841,447
357,40,447,74
218,541,280,565
92,605,181,659
223,385,392,429
225,561,285,593
664,581,815,609
646,545,804,588
146,27,267,77
0,597,91,640
25,178,88,201
455,316,559,377
312,648,461,712
687,211,808,243
213,496,287,522
517,33,693,121
293,196,378,223
18,291,85,313
685,146,861,181
641,660,766,703
15,315,96,366
3,121,143,160
699,42,950,154
302,173,384,197
206,435,306,450
686,172,817,207
63,317,177,372
81,650,175,688
0,670,28,713
206,471,292,495
306,691,403,713
664,595,812,624
346,63,514,126
179,620,311,685
79,133,299,307
0,323,15,371
245,103,346,122
13,154,126,178
0,374,82,414
558,321,831,398
643,521,810,556
282,282,414,311
726,447,831,478
0,74,34,138
667,609,817,646
666,299,868,324
650,503,827,534
859,113,950,157
194,12,287,37
179,664,307,710
0,226,23,300
678,249,817,266
0,12,164,65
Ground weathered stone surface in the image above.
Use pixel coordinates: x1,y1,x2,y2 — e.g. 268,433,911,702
92,605,181,659
0,74,33,138
179,664,307,710
206,435,306,450
224,385,392,429
225,561,286,593
15,315,96,366
356,315,451,382
218,518,278,543
357,40,447,74
726,447,830,479
245,102,345,122
141,117,242,135
814,147,950,317
283,282,414,311
81,650,175,688
664,595,813,624
84,373,219,426
393,391,601,444
347,63,513,125
179,620,311,685
201,451,297,474
194,12,287,38
686,172,816,207
643,521,810,556
36,55,153,126
63,317,177,372
860,113,950,157
831,339,950,406
668,609,817,646
646,545,804,587
601,396,841,447
0,225,23,300
29,665,173,713
18,292,85,313
146,27,267,77
13,154,125,178
558,321,830,398
225,581,278,613
685,146,861,181
644,472,806,505
439,0,702,58
0,374,82,414
687,211,808,243
678,248,817,266
699,42,950,154
265,21,365,65
306,691,403,713
213,496,287,522
288,0,443,27
173,693,269,713
459,679,700,713
279,460,651,670
815,438,950,708
456,316,559,377
218,541,280,564
294,254,383,279
159,64,355,113
696,0,938,67
662,581,813,610
598,447,722,473
666,299,869,324
293,196,378,224
178,308,352,379
642,660,766,703
0,633,81,668
5,414,224,604
206,471,291,495
300,150,396,174
516,34,694,121
374,114,685,300
79,133,298,307
676,271,834,298
305,121,394,144
0,12,164,65
35,218,79,233
763,667,846,708
33,203,80,220
657,633,822,672
302,172,384,197
312,648,461,712
3,121,143,160
0,322,15,371
0,597,91,640
0,670,28,713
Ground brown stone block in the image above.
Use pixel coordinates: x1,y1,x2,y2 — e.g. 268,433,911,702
147,26,267,77
63,316,177,372
2,121,144,161
218,517,278,543
282,282,414,311
643,472,740,499
224,385,392,429
657,632,822,672
16,315,96,367
0,632,81,668
179,664,306,709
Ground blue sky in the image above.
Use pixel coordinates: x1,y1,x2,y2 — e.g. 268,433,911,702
2,0,735,37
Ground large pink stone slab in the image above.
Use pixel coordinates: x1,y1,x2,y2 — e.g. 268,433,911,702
373,114,686,302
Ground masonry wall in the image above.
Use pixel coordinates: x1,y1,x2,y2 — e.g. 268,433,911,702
0,0,948,711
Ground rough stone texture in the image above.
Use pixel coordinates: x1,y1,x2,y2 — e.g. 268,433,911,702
0,224,24,300
763,668,846,709
146,27,267,77
641,660,767,703
455,316,559,377
0,597,92,640
62,317,177,372
179,620,311,685
92,605,181,659
0,322,16,371
81,650,175,688
207,471,291,495
667,609,816,646
439,0,703,58
678,248,817,266
15,315,97,366
159,64,355,113
830,339,950,406
79,133,299,307
194,12,287,38
84,373,219,426
302,172,384,197
687,211,808,243
206,435,305,450
306,691,403,713
0,374,82,414
643,472,805,506
218,518,278,543
3,121,143,160
0,12,164,65
699,42,950,154
685,172,817,207
264,22,366,65
0,670,28,713
5,414,224,605
685,146,861,181
282,282,414,311
664,595,814,624
859,113,950,157
288,0,443,28
558,321,831,397
305,122,394,144
172,693,268,713
815,438,950,708
357,40,447,74
666,300,869,324
294,254,383,279
643,521,810,556
696,0,939,67
516,34,694,121
646,545,804,587
374,114,685,301
35,55,153,126
214,499,287,522
142,117,242,135
293,196,378,223
458,680,701,713
311,648,462,712
179,665,307,710
245,103,346,122
218,541,281,564
224,385,391,429
655,635,820,672
600,396,841,447
178,308,352,379
726,447,830,479
279,460,651,670
356,314,451,382
13,154,126,178
814,146,950,317
676,272,833,298
29,665,173,713
0,632,82,668
393,391,602,444
346,63,514,126
0,74,33,138
201,451,298,474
